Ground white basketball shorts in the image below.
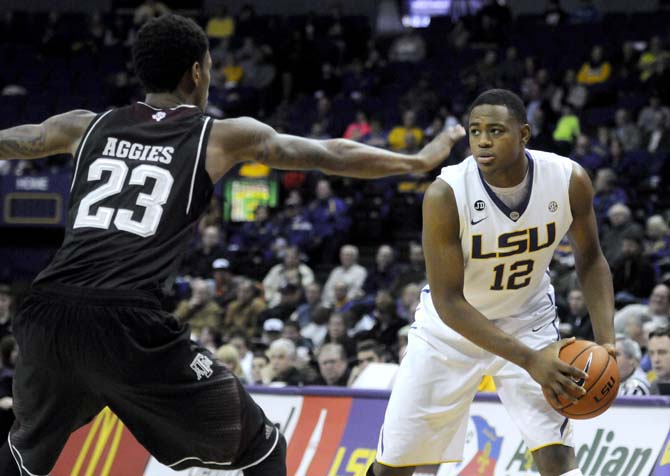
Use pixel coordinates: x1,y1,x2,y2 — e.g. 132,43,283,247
376,306,574,467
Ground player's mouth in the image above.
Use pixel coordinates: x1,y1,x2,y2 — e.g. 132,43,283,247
476,154,496,165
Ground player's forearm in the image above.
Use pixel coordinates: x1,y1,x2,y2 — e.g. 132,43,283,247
257,135,429,179
434,297,535,369
0,124,49,160
320,138,427,178
575,254,615,346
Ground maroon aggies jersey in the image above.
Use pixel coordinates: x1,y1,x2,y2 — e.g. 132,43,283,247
35,102,214,293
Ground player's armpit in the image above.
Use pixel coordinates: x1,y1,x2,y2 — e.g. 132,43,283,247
0,109,95,160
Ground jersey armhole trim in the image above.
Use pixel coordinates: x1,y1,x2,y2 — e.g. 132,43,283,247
70,110,113,192
186,116,212,214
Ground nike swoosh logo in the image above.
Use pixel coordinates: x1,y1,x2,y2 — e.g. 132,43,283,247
470,217,487,225
575,352,593,387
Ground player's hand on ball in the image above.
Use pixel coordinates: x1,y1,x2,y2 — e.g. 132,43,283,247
418,125,466,171
601,342,616,359
525,337,588,409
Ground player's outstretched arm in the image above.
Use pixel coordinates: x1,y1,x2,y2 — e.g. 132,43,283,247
205,116,465,182
422,179,587,406
0,110,95,161
567,163,616,354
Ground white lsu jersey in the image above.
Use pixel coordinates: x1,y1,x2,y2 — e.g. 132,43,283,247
418,149,574,333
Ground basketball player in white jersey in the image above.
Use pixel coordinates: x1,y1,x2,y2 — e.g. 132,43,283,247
369,89,616,476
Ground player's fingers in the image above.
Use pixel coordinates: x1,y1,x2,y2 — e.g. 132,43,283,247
559,361,588,381
545,386,563,409
558,374,586,400
557,337,576,350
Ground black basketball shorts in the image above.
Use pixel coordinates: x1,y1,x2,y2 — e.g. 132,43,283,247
8,284,280,476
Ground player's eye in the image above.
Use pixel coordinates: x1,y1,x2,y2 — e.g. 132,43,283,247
469,129,479,136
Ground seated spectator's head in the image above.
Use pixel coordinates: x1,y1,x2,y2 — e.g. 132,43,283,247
574,134,590,154
607,203,631,227
0,284,11,319
212,258,232,282
251,352,269,384
262,318,284,344
615,108,631,127
327,312,348,340
375,290,396,316
646,215,669,240
648,327,670,381
279,283,303,306
317,343,348,385
615,336,642,380
190,278,213,305
0,336,16,369
649,284,670,317
236,279,258,304
400,283,420,311
375,244,395,270
402,110,416,128
355,110,368,125
333,281,349,303
568,288,586,316
305,282,322,306
620,232,642,258
316,179,333,200
254,204,269,222
216,344,244,377
281,320,301,344
283,246,301,268
609,138,623,158
312,306,333,325
589,45,604,63
356,340,385,371
339,245,359,268
596,126,610,146
594,168,616,194
201,225,221,250
228,329,250,357
624,313,650,349
267,338,296,378
408,241,424,267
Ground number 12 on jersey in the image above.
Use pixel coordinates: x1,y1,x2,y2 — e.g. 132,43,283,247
74,158,174,237
490,259,534,290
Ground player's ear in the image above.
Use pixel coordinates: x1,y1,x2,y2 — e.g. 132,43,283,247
191,61,201,85
520,123,531,147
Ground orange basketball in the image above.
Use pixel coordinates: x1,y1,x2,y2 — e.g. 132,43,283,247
542,340,619,419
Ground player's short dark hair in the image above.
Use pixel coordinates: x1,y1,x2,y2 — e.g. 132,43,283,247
133,14,209,93
468,89,528,124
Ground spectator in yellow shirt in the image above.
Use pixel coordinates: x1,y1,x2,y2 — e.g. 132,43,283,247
206,6,235,42
388,110,423,152
577,45,611,85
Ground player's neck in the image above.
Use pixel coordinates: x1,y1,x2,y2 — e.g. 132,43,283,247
482,154,529,188
144,91,195,109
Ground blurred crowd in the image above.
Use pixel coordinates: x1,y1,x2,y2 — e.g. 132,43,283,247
1,0,670,441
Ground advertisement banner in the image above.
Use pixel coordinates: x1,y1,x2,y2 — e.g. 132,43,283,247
52,391,670,476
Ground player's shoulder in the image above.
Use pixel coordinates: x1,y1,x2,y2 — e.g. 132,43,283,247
527,148,576,179
527,148,572,166
436,155,478,184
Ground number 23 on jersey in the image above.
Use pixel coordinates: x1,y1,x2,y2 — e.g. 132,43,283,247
73,158,174,237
